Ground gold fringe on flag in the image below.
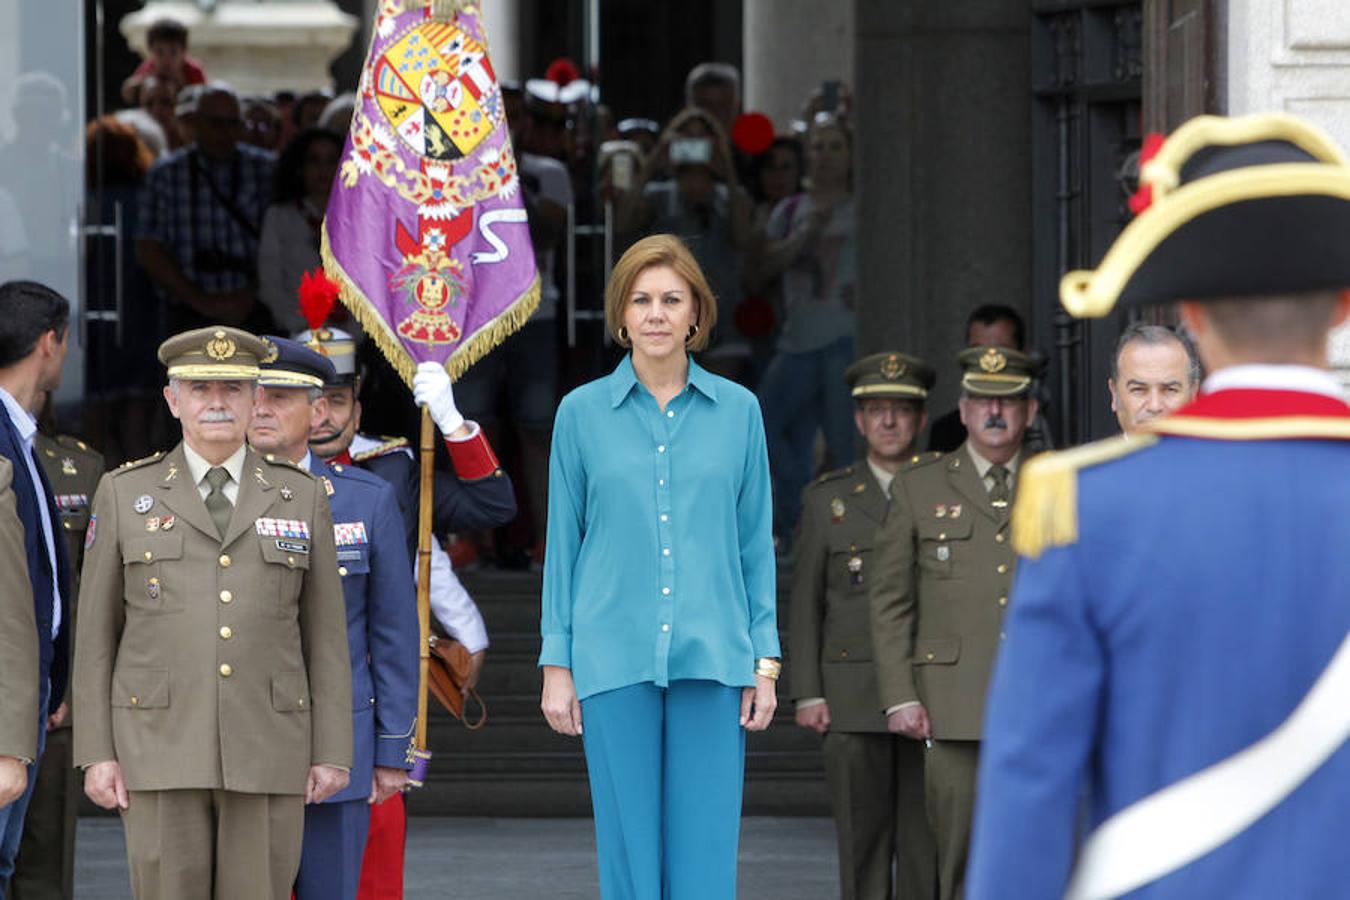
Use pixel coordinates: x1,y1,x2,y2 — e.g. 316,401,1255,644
320,221,541,387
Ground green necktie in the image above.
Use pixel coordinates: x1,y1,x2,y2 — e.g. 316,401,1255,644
988,464,1011,509
204,467,233,539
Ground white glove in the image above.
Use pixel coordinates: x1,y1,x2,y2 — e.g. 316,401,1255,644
412,361,465,435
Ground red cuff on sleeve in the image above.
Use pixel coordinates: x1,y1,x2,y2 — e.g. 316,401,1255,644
445,431,501,481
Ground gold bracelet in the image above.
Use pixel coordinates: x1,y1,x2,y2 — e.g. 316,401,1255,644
754,657,782,680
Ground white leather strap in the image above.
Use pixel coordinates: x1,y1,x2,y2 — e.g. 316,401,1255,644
1065,627,1350,900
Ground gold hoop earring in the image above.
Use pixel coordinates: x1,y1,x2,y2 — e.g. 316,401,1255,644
619,326,630,343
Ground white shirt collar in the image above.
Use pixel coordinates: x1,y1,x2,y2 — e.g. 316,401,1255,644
0,386,36,444
182,441,247,488
1202,364,1345,400
867,459,896,500
298,450,313,471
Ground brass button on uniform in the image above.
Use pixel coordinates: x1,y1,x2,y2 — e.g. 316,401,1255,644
63,521,72,531
840,649,849,659
339,566,349,577
219,663,233,678
219,590,233,604
287,556,296,566
297,698,305,708
997,564,1009,575
938,533,947,541
926,652,936,661
219,554,232,567
130,696,140,706
998,596,1008,607
995,533,1006,544
144,551,153,561
219,626,233,640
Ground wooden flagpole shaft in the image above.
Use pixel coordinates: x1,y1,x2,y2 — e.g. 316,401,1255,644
415,407,435,756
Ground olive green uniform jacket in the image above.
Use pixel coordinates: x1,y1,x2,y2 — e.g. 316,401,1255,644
0,457,39,762
73,444,353,794
869,444,1017,740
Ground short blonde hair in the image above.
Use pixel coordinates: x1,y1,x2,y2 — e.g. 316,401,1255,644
605,234,718,352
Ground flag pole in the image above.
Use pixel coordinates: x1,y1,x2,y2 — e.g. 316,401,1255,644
410,406,435,784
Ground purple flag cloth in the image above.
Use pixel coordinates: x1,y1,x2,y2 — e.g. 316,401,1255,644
322,0,540,384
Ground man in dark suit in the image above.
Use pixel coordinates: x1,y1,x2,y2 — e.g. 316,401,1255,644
0,281,71,896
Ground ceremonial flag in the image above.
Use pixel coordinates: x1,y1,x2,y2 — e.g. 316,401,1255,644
322,0,539,384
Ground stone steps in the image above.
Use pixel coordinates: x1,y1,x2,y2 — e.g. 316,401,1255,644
414,571,829,817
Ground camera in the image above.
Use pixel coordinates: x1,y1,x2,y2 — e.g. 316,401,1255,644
670,137,713,167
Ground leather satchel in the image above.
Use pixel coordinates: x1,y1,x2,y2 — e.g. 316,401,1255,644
427,634,487,730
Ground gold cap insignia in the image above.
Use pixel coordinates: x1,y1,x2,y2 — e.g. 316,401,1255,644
260,338,279,364
880,354,907,380
979,347,1007,373
205,331,237,362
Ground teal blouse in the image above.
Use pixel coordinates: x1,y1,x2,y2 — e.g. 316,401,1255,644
539,355,780,700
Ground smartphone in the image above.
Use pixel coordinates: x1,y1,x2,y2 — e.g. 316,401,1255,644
670,137,713,167
821,80,841,113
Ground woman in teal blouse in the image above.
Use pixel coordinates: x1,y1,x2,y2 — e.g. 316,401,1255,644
540,234,780,899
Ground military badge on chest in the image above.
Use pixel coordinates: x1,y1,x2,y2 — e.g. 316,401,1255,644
847,553,865,586
830,498,846,523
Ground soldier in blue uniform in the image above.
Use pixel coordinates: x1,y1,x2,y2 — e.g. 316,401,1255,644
296,326,516,894
968,113,1350,899
246,337,419,900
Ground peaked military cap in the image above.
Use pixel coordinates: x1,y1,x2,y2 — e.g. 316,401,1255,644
158,326,267,381
958,345,1038,397
1061,113,1350,317
845,352,935,400
292,326,357,386
257,336,337,389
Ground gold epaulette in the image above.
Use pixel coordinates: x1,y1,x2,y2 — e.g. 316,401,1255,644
260,453,317,477
115,451,165,473
55,435,94,454
1011,434,1158,559
352,436,410,462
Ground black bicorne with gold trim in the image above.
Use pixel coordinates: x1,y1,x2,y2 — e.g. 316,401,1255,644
1061,113,1350,317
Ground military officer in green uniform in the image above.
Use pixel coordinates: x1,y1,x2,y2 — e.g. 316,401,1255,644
0,456,38,812
791,352,940,900
869,346,1039,900
73,326,353,900
12,431,103,900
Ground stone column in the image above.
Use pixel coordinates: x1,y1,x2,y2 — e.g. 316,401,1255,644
743,0,854,128
853,0,1032,418
121,1,359,97
1227,0,1350,388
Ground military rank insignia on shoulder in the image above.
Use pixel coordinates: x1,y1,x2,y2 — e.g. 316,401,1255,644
813,464,855,487
115,451,165,473
902,451,942,471
1011,434,1158,559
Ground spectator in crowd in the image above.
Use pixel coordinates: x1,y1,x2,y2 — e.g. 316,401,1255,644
618,106,754,382
317,93,358,138
258,128,344,335
616,117,660,156
135,83,277,334
748,136,804,228
120,17,205,106
243,96,283,152
0,73,78,287
83,116,164,463
455,82,571,567
752,113,857,544
138,74,184,153
1108,322,1201,434
685,62,741,136
292,90,333,135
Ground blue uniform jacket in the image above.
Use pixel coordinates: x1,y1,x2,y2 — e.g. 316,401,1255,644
356,441,516,560
0,409,69,714
969,425,1350,898
307,455,420,804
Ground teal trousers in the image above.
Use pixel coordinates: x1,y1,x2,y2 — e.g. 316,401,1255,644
580,680,746,900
